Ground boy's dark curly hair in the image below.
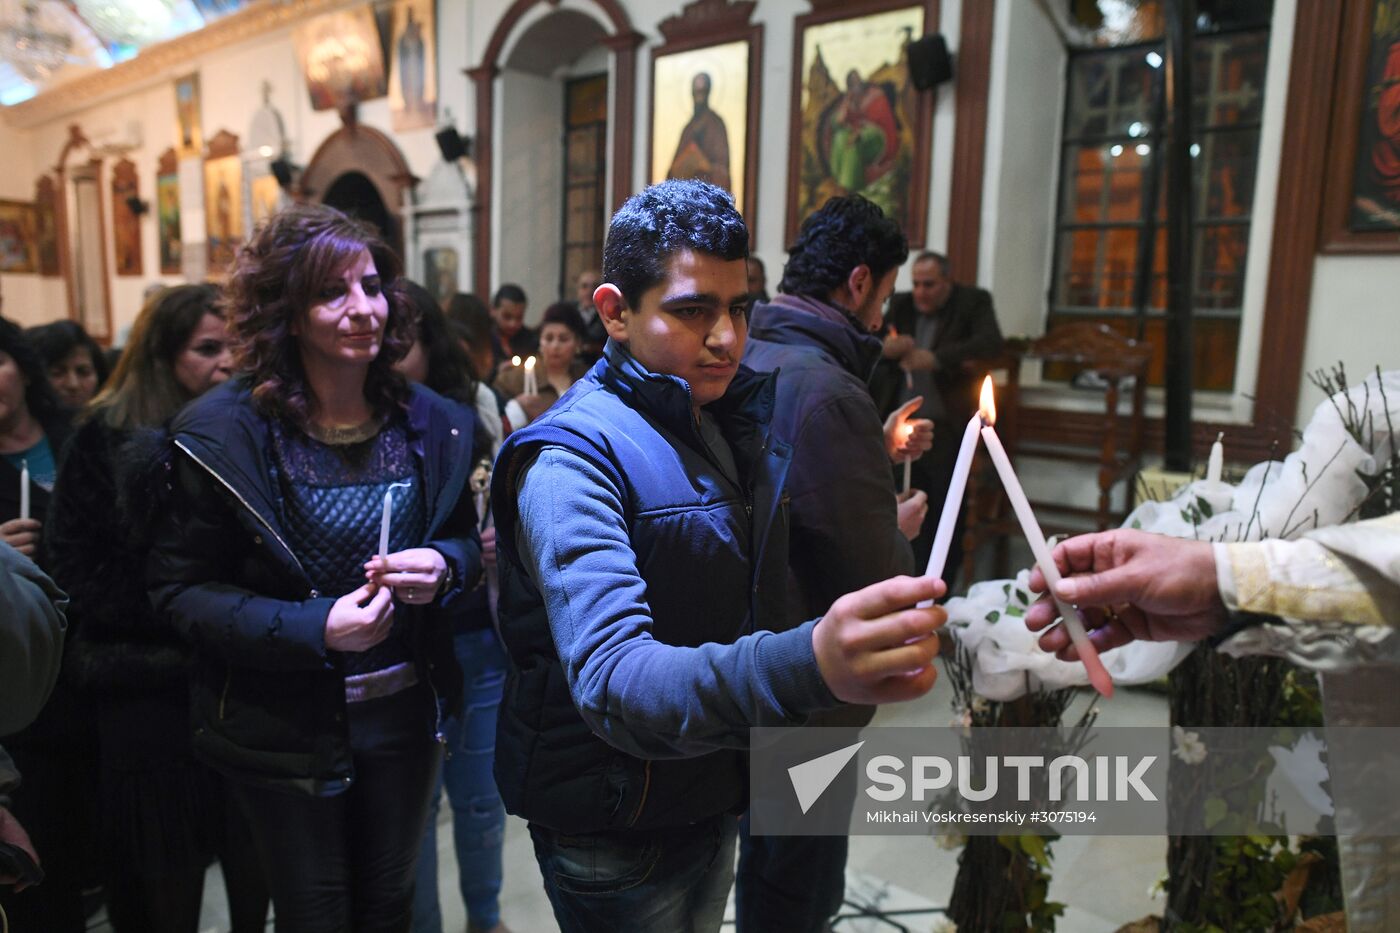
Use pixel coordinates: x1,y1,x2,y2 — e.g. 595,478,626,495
602,179,749,309
221,204,417,428
778,195,908,299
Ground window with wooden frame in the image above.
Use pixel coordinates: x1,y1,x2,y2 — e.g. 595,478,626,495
1047,15,1271,392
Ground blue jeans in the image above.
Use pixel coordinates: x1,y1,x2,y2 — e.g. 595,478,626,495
412,628,509,933
529,814,738,933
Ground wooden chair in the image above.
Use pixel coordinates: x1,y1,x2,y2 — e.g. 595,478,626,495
960,323,1151,584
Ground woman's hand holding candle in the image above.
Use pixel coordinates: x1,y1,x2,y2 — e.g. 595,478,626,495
365,548,450,605
0,518,41,558
325,583,396,652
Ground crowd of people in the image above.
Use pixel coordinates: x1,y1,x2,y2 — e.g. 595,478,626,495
7,178,1374,933
0,183,972,932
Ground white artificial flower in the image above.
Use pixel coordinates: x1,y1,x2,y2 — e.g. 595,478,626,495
1171,725,1207,765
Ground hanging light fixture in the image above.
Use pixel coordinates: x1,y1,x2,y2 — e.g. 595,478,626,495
72,0,177,49
0,2,72,82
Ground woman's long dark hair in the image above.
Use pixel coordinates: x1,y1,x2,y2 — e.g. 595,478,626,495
402,280,477,405
221,204,417,428
87,285,222,430
0,317,63,429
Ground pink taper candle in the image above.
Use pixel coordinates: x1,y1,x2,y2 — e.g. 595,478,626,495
977,387,1114,698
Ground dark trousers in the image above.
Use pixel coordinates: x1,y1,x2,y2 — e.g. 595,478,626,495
0,744,93,933
229,683,442,933
736,818,847,933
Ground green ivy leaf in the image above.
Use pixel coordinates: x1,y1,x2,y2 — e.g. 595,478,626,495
986,610,1001,623
1006,605,1026,617
1197,496,1214,518
1015,589,1030,605
1131,518,1142,529
1020,833,1051,868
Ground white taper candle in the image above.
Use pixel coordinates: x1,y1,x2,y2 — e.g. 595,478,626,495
1206,432,1224,484
978,423,1114,698
919,413,981,607
378,482,412,558
19,459,29,522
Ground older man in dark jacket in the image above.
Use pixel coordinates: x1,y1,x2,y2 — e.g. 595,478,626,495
881,250,1004,578
740,196,934,933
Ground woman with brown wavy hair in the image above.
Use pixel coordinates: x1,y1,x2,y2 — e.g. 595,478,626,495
147,205,482,933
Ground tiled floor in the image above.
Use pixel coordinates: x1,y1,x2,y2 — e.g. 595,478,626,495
156,668,1171,933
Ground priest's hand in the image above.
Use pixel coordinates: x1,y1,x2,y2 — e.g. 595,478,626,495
896,489,928,541
1025,530,1228,661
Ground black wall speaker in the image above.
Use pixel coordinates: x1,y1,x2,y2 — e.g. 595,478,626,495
124,195,148,216
435,126,470,162
270,158,295,189
908,33,953,90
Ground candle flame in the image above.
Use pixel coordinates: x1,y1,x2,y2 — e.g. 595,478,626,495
524,356,536,371
978,375,996,425
512,355,521,366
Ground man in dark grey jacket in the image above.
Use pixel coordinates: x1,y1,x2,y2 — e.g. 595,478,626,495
740,195,935,933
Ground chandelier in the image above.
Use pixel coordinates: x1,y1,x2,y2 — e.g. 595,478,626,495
0,2,71,82
72,0,177,49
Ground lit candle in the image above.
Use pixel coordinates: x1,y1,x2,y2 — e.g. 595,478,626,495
977,393,1114,698
378,481,412,558
901,424,913,493
919,377,989,607
524,355,537,396
19,459,29,522
1206,432,1224,483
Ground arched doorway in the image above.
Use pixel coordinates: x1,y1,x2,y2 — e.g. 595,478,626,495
469,0,641,302
493,10,609,312
322,171,393,243
299,125,416,256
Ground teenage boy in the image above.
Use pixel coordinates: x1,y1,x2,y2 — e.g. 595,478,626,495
490,179,945,933
738,195,933,932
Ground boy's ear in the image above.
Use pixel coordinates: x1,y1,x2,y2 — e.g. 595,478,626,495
595,283,629,344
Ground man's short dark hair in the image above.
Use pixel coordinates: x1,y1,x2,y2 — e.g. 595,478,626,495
914,251,949,275
778,196,908,300
492,284,526,307
602,179,749,309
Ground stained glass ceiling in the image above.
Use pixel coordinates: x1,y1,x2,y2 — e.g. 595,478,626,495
0,0,246,106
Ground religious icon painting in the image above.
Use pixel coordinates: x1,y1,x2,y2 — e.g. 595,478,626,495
110,159,143,277
249,174,282,229
648,0,763,237
786,1,936,245
1349,0,1400,232
157,171,181,275
388,0,436,131
423,248,459,307
34,175,60,277
0,200,38,274
204,153,243,275
175,73,203,159
294,6,388,112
